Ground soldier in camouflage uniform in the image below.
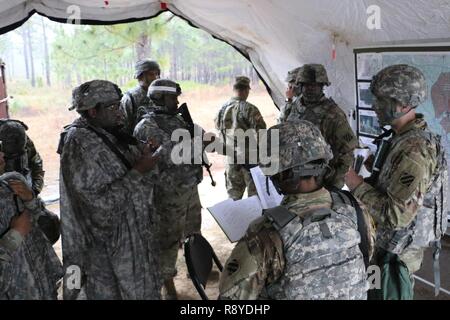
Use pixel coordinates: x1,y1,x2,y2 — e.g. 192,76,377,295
219,121,368,300
134,79,210,300
345,65,448,299
0,148,63,299
120,60,161,134
58,80,161,300
285,64,357,189
278,67,301,123
214,76,267,200
0,119,45,195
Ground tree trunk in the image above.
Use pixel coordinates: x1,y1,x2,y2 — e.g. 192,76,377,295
170,42,177,80
21,28,30,80
41,16,51,86
26,24,36,87
135,32,151,61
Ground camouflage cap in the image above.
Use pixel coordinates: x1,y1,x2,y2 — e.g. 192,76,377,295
233,76,251,90
134,60,161,79
260,120,333,176
285,67,302,83
370,64,427,107
296,64,330,86
0,120,27,155
69,80,122,111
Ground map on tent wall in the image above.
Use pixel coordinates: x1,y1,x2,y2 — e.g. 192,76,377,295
355,49,450,219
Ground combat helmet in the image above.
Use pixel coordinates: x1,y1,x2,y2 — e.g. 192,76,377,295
259,120,333,178
134,60,161,79
295,64,331,86
0,119,27,156
285,67,302,83
69,80,122,112
147,79,181,99
370,64,427,125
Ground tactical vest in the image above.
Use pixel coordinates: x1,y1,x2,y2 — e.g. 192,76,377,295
257,191,368,300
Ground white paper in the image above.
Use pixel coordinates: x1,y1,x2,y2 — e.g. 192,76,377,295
207,196,263,242
250,166,283,209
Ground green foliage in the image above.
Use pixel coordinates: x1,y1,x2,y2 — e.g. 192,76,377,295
49,12,253,88
9,97,27,114
178,80,212,91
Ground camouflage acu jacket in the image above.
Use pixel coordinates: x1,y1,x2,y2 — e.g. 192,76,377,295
26,136,45,195
120,85,155,134
286,96,357,189
219,188,367,300
134,110,203,193
352,115,445,273
58,117,161,299
214,97,267,162
0,174,63,300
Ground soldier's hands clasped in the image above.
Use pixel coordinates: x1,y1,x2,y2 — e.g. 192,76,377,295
10,209,32,237
8,180,34,202
134,143,160,174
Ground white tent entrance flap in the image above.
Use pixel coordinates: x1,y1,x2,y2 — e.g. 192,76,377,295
1,1,450,111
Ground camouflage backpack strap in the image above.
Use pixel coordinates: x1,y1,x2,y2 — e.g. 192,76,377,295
237,101,252,130
125,91,137,117
263,206,297,231
330,188,371,269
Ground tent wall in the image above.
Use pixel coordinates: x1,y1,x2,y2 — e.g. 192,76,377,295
1,0,450,114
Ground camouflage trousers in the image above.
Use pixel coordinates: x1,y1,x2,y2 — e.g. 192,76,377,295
225,164,257,200
154,185,202,280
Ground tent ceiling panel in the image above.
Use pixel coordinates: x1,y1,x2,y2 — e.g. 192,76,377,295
1,0,450,110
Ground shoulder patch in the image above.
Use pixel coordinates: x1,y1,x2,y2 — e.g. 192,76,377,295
399,172,416,187
226,259,240,276
219,241,259,293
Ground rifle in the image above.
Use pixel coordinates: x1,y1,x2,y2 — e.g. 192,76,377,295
366,129,393,184
178,103,216,187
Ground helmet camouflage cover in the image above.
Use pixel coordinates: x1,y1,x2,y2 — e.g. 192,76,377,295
285,67,302,83
295,64,330,86
69,80,122,112
260,120,333,177
134,59,160,79
370,64,427,108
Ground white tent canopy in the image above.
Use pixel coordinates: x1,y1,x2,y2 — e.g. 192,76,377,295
1,0,450,112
